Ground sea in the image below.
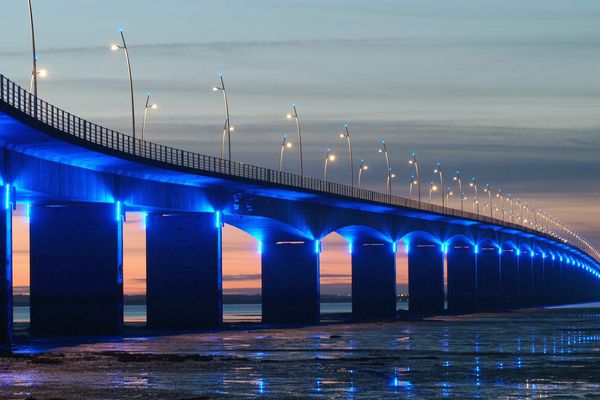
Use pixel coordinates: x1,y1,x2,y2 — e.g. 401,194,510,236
2,303,600,399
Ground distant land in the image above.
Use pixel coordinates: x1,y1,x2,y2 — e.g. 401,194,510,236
13,294,409,307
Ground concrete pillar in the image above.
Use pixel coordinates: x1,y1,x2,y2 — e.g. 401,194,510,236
543,256,556,305
0,199,12,345
518,252,535,307
351,241,396,319
261,240,319,324
476,246,501,310
446,242,476,313
532,253,545,306
500,248,519,309
146,212,222,329
408,240,444,314
30,203,123,335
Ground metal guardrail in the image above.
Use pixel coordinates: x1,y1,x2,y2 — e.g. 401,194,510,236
0,74,597,263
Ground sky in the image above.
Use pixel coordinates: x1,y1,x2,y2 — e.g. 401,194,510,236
2,0,599,297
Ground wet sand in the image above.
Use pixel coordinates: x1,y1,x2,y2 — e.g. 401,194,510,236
1,307,600,399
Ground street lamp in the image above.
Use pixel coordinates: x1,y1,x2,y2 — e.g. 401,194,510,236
387,169,396,195
483,184,493,218
469,177,479,215
339,123,354,187
110,28,136,145
286,103,304,176
433,163,444,207
213,73,232,160
453,170,463,212
445,187,454,205
409,175,418,201
496,189,504,222
324,149,336,180
378,140,392,195
429,182,438,203
409,153,420,203
279,133,292,172
29,68,47,94
27,0,39,97
507,194,514,223
358,160,368,188
141,91,157,142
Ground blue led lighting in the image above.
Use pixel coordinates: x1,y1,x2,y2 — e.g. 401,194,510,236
4,184,10,210
115,201,122,221
25,204,31,222
258,241,263,255
498,247,502,255
405,243,410,254
530,250,535,258
141,213,148,229
517,249,521,256
392,242,398,253
215,211,222,228
315,240,321,254
474,245,479,254
348,242,353,254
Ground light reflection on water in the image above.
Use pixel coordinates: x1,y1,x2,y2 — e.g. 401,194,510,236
2,305,600,399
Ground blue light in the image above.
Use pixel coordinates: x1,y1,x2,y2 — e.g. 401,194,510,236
215,211,222,228
141,213,148,229
115,201,122,221
392,242,398,253
552,254,556,261
291,102,296,107
530,250,535,258
25,204,31,222
118,27,124,33
498,247,502,255
344,122,348,128
348,242,353,254
4,184,10,210
314,240,321,254
218,72,224,77
405,243,410,254
147,91,152,96
517,249,521,256
474,245,479,254
258,241,263,255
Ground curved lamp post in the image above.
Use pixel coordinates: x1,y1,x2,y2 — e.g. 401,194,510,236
212,73,232,160
324,149,336,180
409,153,421,203
378,140,392,195
434,163,444,207
286,104,303,176
445,187,454,205
110,28,136,144
507,194,514,223
339,123,354,187
279,133,292,172
496,189,504,222
484,184,493,218
409,175,418,201
141,91,157,142
27,0,39,97
469,177,479,215
29,68,47,94
429,182,438,203
387,169,396,195
358,160,368,187
453,170,463,212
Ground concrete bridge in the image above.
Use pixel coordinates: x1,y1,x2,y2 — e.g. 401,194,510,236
0,74,599,344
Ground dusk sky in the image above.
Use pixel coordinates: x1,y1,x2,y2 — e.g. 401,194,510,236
2,1,599,296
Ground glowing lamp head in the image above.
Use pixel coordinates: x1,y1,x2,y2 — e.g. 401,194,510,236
286,113,294,119
229,125,235,132
212,86,221,92
285,142,292,148
110,44,120,51
431,185,438,191
328,154,336,162
362,165,368,170
150,104,158,110
339,133,345,138
38,69,48,78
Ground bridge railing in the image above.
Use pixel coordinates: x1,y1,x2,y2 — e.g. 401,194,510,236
0,74,596,262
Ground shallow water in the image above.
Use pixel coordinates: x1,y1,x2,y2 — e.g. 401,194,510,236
2,305,600,399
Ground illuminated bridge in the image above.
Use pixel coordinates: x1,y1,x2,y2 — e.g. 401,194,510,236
0,74,599,343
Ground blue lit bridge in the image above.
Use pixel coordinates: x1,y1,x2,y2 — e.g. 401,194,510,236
0,74,599,343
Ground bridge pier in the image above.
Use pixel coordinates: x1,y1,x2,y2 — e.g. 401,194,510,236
30,203,123,335
500,248,519,309
0,200,12,345
408,240,444,314
518,252,535,307
476,245,502,310
543,255,556,305
446,241,477,313
146,212,222,329
532,252,545,306
351,241,396,319
261,240,319,324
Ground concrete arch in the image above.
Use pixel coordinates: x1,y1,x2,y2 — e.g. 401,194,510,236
400,230,441,247
501,239,519,252
224,214,312,243
444,233,475,247
334,225,391,244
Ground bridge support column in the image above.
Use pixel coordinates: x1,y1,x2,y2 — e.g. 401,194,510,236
532,253,545,306
146,212,222,329
446,242,476,313
30,203,123,335
500,248,519,309
476,246,501,310
0,200,12,345
351,241,396,319
262,240,319,324
408,240,444,314
543,256,556,305
518,252,535,307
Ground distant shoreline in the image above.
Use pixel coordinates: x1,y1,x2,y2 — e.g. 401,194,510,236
13,294,409,306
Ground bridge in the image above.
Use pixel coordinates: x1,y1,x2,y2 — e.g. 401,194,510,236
0,74,599,344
